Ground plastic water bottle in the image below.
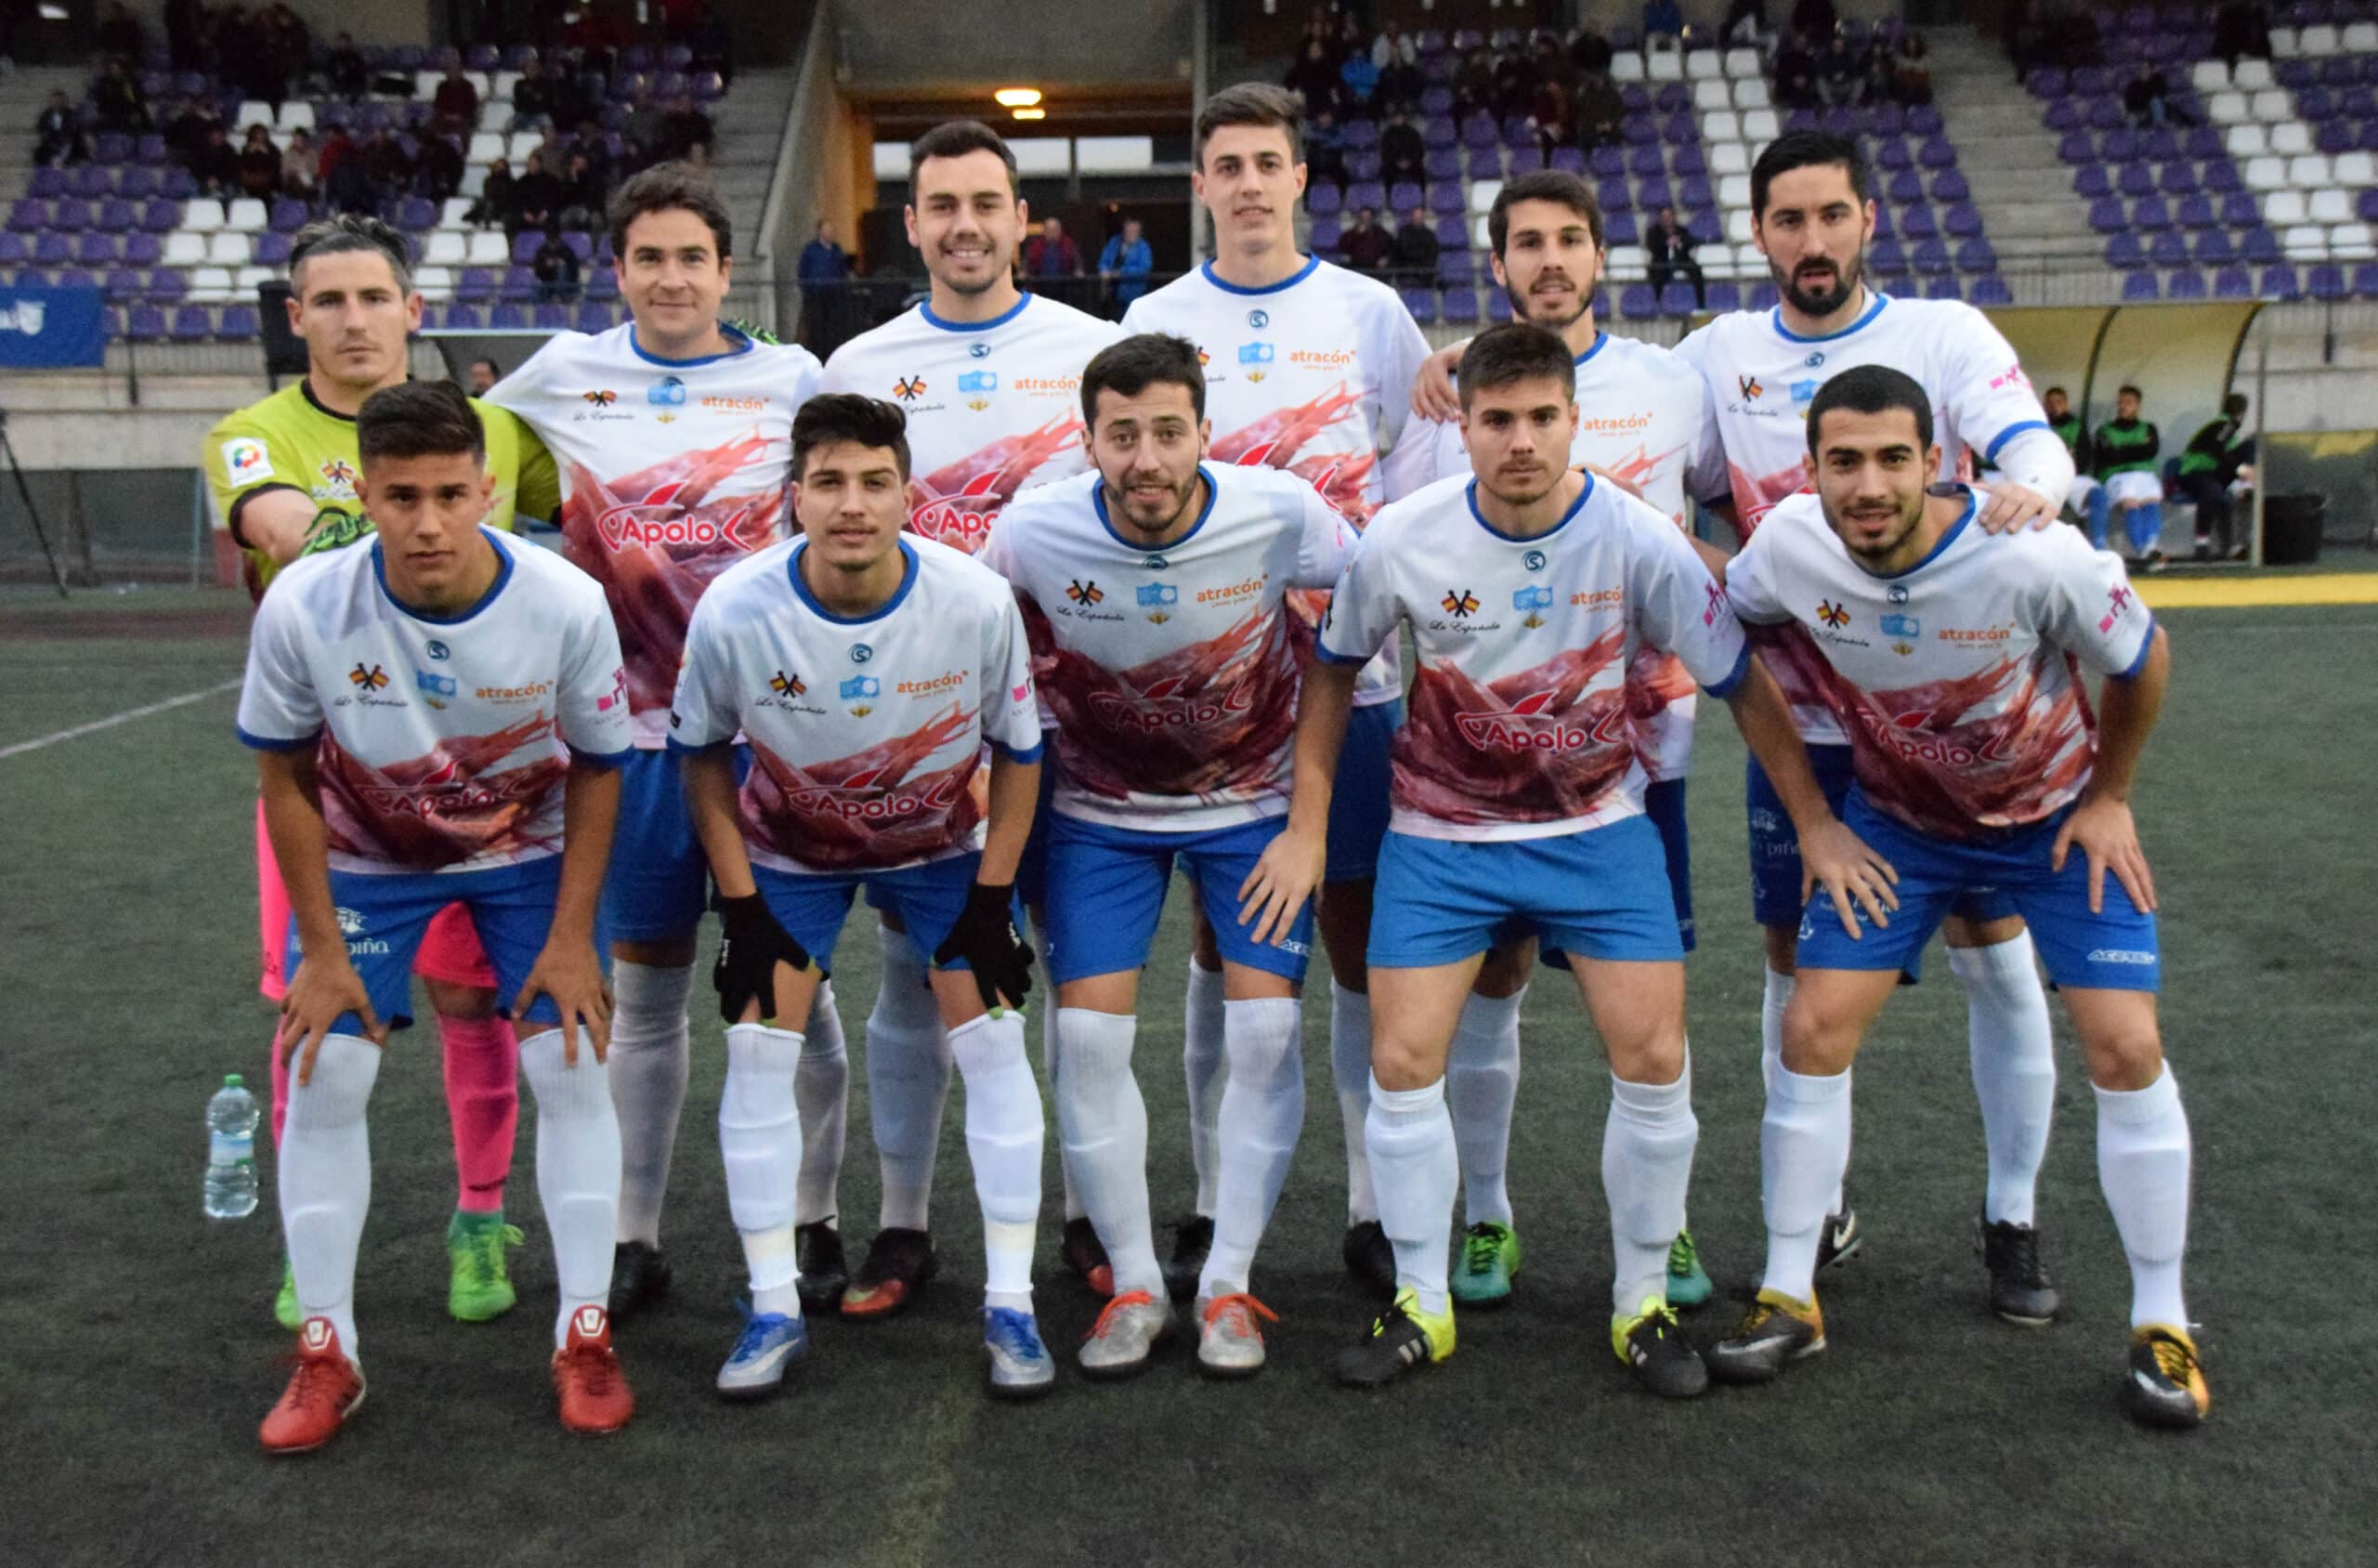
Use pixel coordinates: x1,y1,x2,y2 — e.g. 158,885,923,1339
205,1074,260,1220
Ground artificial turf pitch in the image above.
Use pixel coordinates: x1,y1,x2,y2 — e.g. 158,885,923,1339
3,587,2372,1568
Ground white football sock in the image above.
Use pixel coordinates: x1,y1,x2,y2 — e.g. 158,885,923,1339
278,1032,381,1356
1760,1063,1851,1305
1330,981,1378,1225
606,959,691,1247
949,1011,1044,1311
2095,1065,2192,1329
1366,1074,1457,1316
1950,933,2057,1228
792,981,848,1230
520,1027,622,1347
1196,997,1305,1299
1762,965,1849,1213
720,1023,805,1318
867,922,951,1234
1605,1059,1698,1314
1053,1008,1163,1298
1182,959,1227,1216
1447,987,1523,1229
1038,929,1082,1221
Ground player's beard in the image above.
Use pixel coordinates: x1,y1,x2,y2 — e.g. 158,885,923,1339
1834,490,1926,563
1509,272,1594,334
1774,245,1864,319
1480,460,1564,510
1107,466,1201,539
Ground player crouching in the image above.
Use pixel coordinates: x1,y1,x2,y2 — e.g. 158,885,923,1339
240,383,636,1452
1711,367,2204,1429
672,394,1054,1401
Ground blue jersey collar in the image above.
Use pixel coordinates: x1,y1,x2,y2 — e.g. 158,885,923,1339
1772,289,1891,344
371,528,515,624
627,320,753,368
788,537,921,623
1863,487,1977,580
1093,464,1219,551
1198,255,1320,295
919,292,1034,333
1465,473,1594,543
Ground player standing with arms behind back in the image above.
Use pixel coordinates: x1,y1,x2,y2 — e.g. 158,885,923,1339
817,120,1123,1313
488,164,850,1321
1122,83,1431,1297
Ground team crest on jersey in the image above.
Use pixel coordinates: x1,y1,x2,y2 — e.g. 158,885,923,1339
1737,375,1762,401
895,375,926,401
969,342,990,359
348,662,389,691
581,389,616,406
1512,584,1552,628
1066,579,1104,607
1817,599,1850,629
1247,308,1270,329
1790,379,1820,407
1442,589,1479,619
1137,582,1178,622
1523,550,1548,572
1805,352,1825,368
1456,691,1628,753
851,644,874,664
1887,584,1911,605
426,641,450,660
1238,342,1274,382
771,670,805,696
957,370,997,411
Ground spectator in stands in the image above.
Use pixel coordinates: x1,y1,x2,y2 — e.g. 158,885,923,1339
166,97,218,164
1339,46,1380,108
688,3,734,88
1393,204,1440,285
263,4,310,82
317,123,356,187
467,358,501,396
1376,26,1423,112
432,63,480,140
1533,71,1574,160
1371,20,1417,71
1287,39,1342,114
1306,105,1347,185
1642,1,1685,44
1722,0,1767,46
194,124,242,196
467,157,515,228
625,96,670,171
1577,69,1625,151
33,91,87,168
2215,1,2273,69
1024,216,1083,279
1857,36,1896,107
559,150,607,229
326,31,368,101
532,230,582,302
1099,216,1154,312
1646,203,1705,309
360,126,414,194
1339,204,1395,273
510,149,564,238
237,124,281,200
2008,1,2050,86
93,57,150,135
2058,5,2105,70
2180,393,2254,560
1894,32,1933,107
1774,32,1822,110
98,2,144,61
281,129,316,200
1381,111,1425,187
420,132,465,203
164,0,205,71
1791,0,1837,37
1571,23,1614,75
799,217,851,284
1820,33,1862,107
2123,62,2191,128
511,51,553,129
665,95,714,166
568,124,614,189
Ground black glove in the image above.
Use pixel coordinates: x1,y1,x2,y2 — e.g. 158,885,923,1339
713,894,820,1026
934,881,1033,1012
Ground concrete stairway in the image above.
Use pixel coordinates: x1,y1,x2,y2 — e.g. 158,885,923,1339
1924,26,2108,275
708,66,794,261
0,67,92,205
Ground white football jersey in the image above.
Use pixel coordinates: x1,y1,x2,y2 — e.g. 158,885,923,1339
1675,293,2051,743
1318,473,1747,843
819,293,1124,555
983,464,1353,831
487,321,823,747
671,535,1041,877
1386,330,1714,781
1123,257,1431,709
237,530,633,875
1726,488,2155,843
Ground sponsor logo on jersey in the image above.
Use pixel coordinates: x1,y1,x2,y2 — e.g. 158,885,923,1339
762,669,824,715
1804,351,1825,368
1937,624,2012,643
1247,309,1269,329
415,669,455,706
1137,581,1178,621
592,477,761,553
1012,374,1079,397
1790,379,1820,406
475,678,556,702
581,389,616,407
1441,589,1479,619
895,375,927,401
1513,583,1552,628
1012,679,1032,703
839,673,879,714
1576,411,1657,437
1887,584,1911,604
1850,705,2020,768
1087,673,1255,735
787,768,967,823
1748,807,1784,835
335,906,368,935
1523,549,1547,572
702,395,766,413
895,670,969,698
1880,613,1922,639
358,767,555,819
1238,343,1275,365
851,644,874,663
1989,362,2032,392
1066,579,1104,606
969,342,990,359
1196,577,1263,606
222,437,272,481
1289,346,1358,370
1455,691,1629,753
958,371,998,394
1817,599,1850,629
1737,375,1762,401
2099,583,2136,633
1196,346,1211,370
647,375,687,408
318,458,359,497
1572,586,1624,609
425,640,450,660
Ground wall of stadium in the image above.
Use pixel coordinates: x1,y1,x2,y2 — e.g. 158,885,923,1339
116,0,440,49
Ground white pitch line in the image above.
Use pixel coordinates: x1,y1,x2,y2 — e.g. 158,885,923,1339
0,676,242,760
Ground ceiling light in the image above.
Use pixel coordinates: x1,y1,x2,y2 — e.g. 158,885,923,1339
1012,107,1046,120
994,88,1042,108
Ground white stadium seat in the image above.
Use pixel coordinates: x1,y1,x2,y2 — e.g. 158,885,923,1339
2208,91,2251,124
277,101,314,134
440,197,475,229
412,266,454,300
235,99,274,130
2333,150,2376,186
2189,60,2229,93
2243,155,2288,190
2263,189,2308,224
226,197,267,231
1735,242,1766,275
1686,48,1723,80
493,71,523,99
2268,25,2299,57
1732,77,1770,110
477,103,509,133
2234,58,2277,88
181,198,226,233
2251,89,2294,123
2227,124,2269,157
1647,50,1682,82
2270,122,2312,156
1741,109,1779,142
1470,215,1491,248
1612,53,1645,83
2329,222,2375,260
414,70,443,99
1709,140,1749,176
506,131,542,163
1469,178,1503,216
2347,22,2378,52
1718,173,1753,208
1694,79,1731,111
423,230,467,266
460,165,488,198
235,266,274,293
1605,244,1647,280
1702,110,1740,142
1726,209,1754,243
1722,48,1760,78
206,230,251,265
2282,224,2328,259
468,132,505,164
162,231,206,266
2288,153,2333,189
465,230,509,266
2308,187,2353,224
2299,24,2340,57
189,266,234,302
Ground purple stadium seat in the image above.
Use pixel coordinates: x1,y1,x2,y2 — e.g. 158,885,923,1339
1627,144,1666,178
1872,271,1913,298
1872,203,1895,240
441,302,485,330
1784,107,1819,134
2116,162,2155,198
1389,181,1424,213
270,199,307,233
1909,106,1945,137
1901,205,1940,241
1622,114,1658,148
2358,189,2378,223
2191,229,2236,266
148,268,187,301
1655,83,1692,115
122,232,161,266
1877,138,1914,172
251,232,288,266
135,195,179,233
1505,148,1545,176
488,303,529,329
2102,127,2141,163
1307,182,1342,217
1656,281,1698,316
75,233,117,265
1619,282,1660,320
1868,104,1907,137
1945,203,1981,239
1460,113,1496,152
2319,58,2359,88
1344,118,1381,150
1440,251,1478,285
1399,287,1437,326
2261,264,2302,300
2032,69,2071,98
162,168,197,200
1687,209,1723,246
71,165,111,199
2134,197,2172,231
2300,88,2338,122
2308,263,2348,300
2076,163,2113,199
2088,98,2127,132
531,303,570,331
2058,131,2096,163
2243,228,2283,264
118,167,157,200
1956,237,1999,272
1887,168,1925,204
1673,145,1705,177
2353,263,2378,297
451,267,494,304
1589,145,1625,179
1969,275,2014,306
1912,239,1953,276
29,167,68,200
9,200,47,233
2184,126,2224,161
1442,289,1480,325
217,303,259,339
1346,150,1382,182
93,133,133,164
2279,59,2319,90
1678,176,1713,208
1605,211,1640,246
2141,127,2180,162
1431,215,1467,249
1747,281,1780,311
1485,291,1513,323
1428,182,1464,218
1932,170,1971,203
1346,180,1386,212
2317,120,2356,154
1870,238,1909,274
169,304,212,339
1921,276,1960,300
1424,149,1460,182
2122,270,2161,301
1310,216,1341,251
2107,232,2147,268
33,233,71,267
2160,163,2199,195
2149,230,2190,266
124,304,165,341
104,267,142,302
499,265,538,302
1420,113,1457,150
2045,98,2083,131
2173,194,2215,230
1638,176,1674,210
0,233,21,268
1820,105,1859,137
97,198,135,232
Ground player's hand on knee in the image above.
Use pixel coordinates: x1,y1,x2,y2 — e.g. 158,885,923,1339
1977,483,2059,534
934,881,1034,1012
714,893,820,1026
278,956,381,1086
1798,818,1900,938
1237,826,1325,949
516,941,612,1065
2053,795,2157,914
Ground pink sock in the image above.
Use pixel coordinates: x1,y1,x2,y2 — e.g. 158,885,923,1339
439,1014,520,1213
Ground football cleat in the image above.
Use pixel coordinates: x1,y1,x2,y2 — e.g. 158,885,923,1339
794,1222,848,1314
1817,1203,1862,1272
1078,1289,1176,1379
1978,1215,2060,1326
274,1258,300,1332
1449,1221,1521,1307
552,1304,634,1434
446,1210,523,1323
1708,1288,1826,1385
259,1317,365,1455
1666,1227,1714,1309
1342,1218,1397,1298
840,1227,939,1321
1612,1296,1708,1398
1334,1288,1455,1389
2123,1326,2209,1429
606,1240,673,1320
1061,1216,1115,1299
715,1302,808,1400
1161,1213,1212,1304
983,1307,1057,1400
1196,1292,1279,1379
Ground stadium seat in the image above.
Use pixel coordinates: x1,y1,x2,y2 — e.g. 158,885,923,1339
217,303,259,339
2243,226,2285,263
227,197,268,231
2267,189,2310,224
1913,239,1953,276
189,266,233,302
168,304,212,339
2208,91,2251,124
2190,60,2231,93
572,300,614,332
182,199,226,234
2122,270,2162,300
2345,21,2378,52
1702,110,1739,143
1732,79,1770,111
2331,222,2375,260
2213,264,2255,297
207,231,251,266
162,232,206,267
2252,89,2294,121
2284,223,2329,258
2262,263,2304,299
2107,232,2148,268
1693,79,1730,111
1442,289,1481,324
2355,262,2378,296
489,303,529,329
2118,162,2156,198
2077,165,2114,200
2226,123,2269,159
1741,110,1779,143
2194,229,2237,263
2309,187,2353,224
2244,156,2289,189
501,266,537,302
466,231,508,266
254,232,290,266
2306,261,2348,298
2149,230,2190,266
145,267,185,301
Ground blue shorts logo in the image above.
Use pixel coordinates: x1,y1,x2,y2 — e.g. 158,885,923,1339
1237,342,1274,365
648,375,686,407
958,370,998,394
839,675,880,699
1879,613,1921,638
850,644,874,664
1137,582,1179,607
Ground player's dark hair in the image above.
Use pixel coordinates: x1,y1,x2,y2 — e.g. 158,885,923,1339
289,213,413,297
1750,130,1869,218
357,380,485,466
608,162,733,263
1195,82,1304,168
1487,169,1605,255
1080,333,1208,427
2117,383,2143,400
2045,385,2068,399
908,119,1020,201
1804,364,1934,454
2223,391,2249,416
469,357,500,379
791,393,912,483
1456,322,1576,409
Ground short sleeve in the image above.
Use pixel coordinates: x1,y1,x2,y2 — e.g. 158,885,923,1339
512,419,560,523
1722,516,1794,625
817,341,858,396
1626,500,1749,697
1378,388,1451,498
666,593,738,751
203,410,302,538
482,336,555,425
555,585,634,764
1292,479,1356,588
1370,295,1434,493
1669,324,1732,506
235,581,324,750
1935,302,2052,467
981,595,1045,762
2034,529,2155,678
1314,529,1399,667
